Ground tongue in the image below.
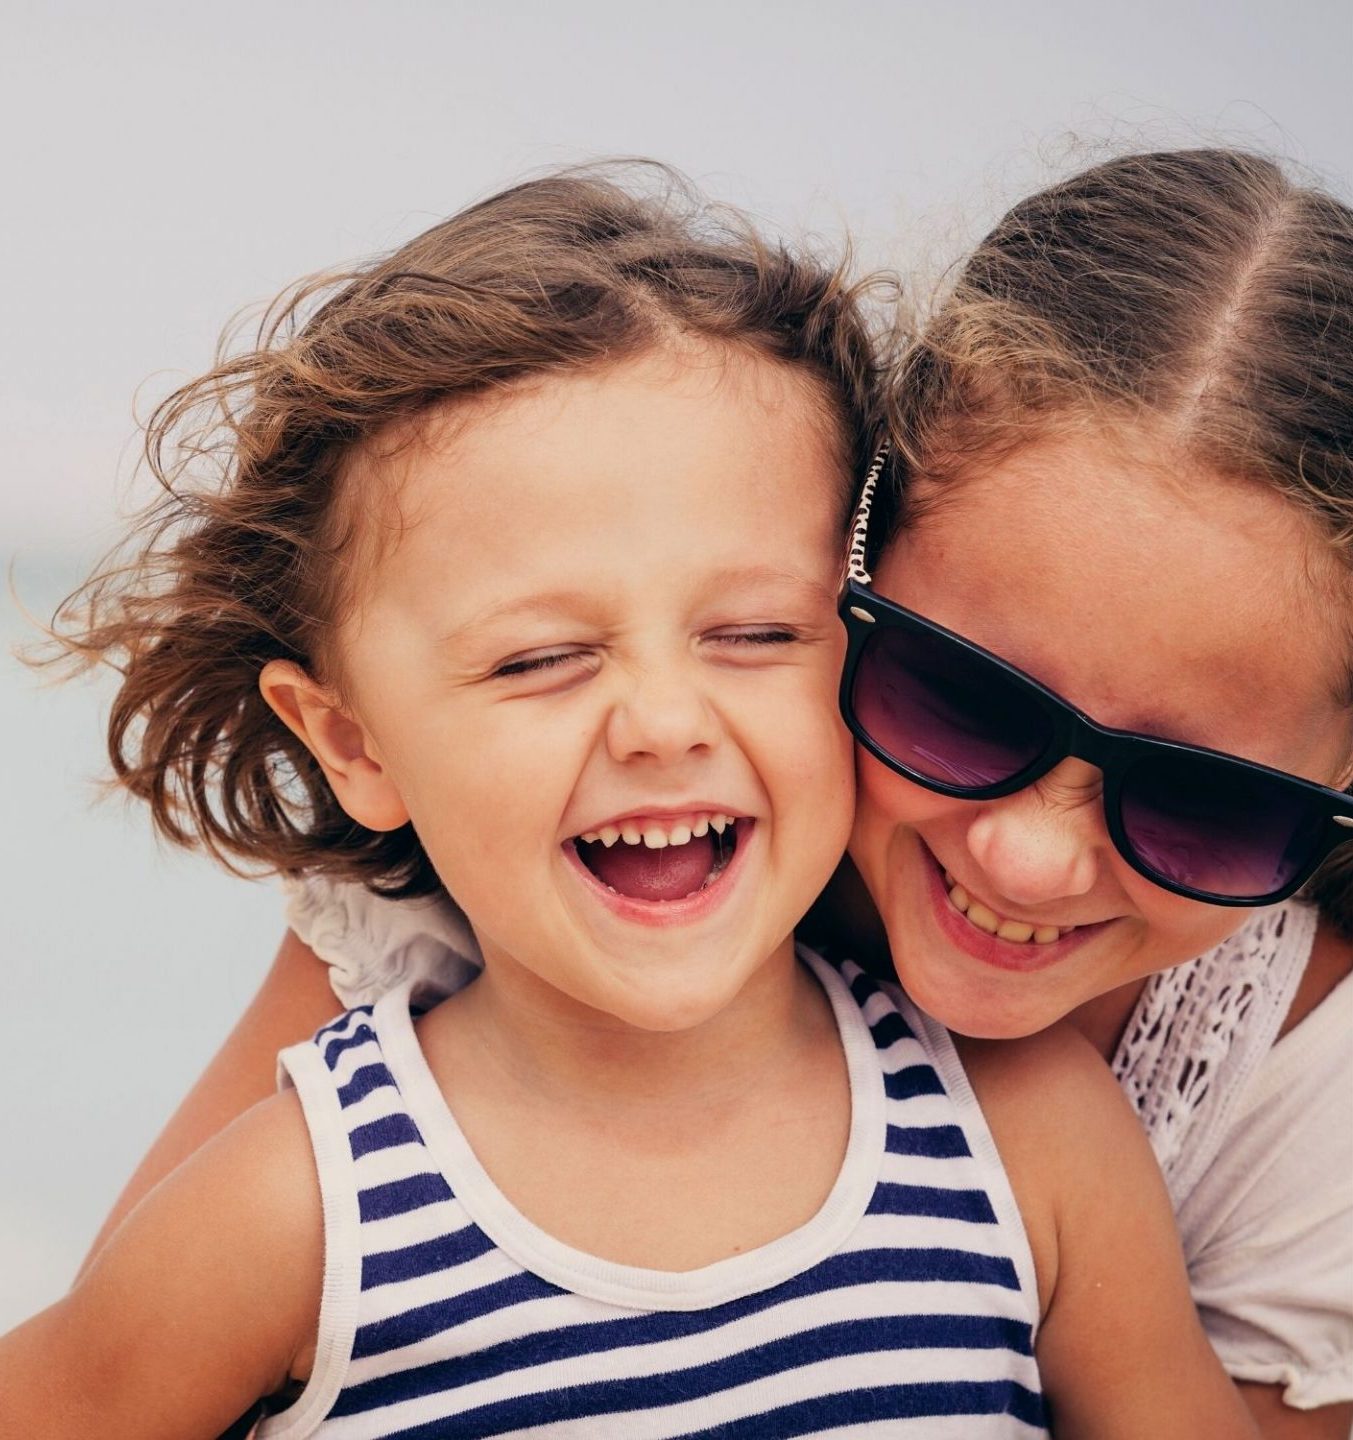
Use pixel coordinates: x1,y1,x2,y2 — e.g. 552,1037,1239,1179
582,833,717,901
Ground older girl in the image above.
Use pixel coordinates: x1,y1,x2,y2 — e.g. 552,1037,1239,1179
847,147,1353,1435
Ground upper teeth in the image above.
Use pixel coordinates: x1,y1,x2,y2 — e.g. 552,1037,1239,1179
579,813,735,850
944,873,1071,945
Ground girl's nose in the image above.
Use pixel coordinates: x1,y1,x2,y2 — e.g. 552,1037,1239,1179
962,759,1105,906
605,666,720,766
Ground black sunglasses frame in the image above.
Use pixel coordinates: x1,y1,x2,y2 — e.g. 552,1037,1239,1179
837,447,1353,907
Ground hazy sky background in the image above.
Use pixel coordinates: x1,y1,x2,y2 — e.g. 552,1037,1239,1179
2,0,1351,1329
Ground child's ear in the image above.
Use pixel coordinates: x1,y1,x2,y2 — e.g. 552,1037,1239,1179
259,660,410,832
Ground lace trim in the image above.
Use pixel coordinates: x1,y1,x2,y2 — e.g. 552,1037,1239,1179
1112,901,1316,1204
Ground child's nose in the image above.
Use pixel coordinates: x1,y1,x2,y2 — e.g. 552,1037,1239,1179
962,759,1105,906
605,667,720,765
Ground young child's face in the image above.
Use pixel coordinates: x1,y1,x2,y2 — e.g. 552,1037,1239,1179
328,345,854,1031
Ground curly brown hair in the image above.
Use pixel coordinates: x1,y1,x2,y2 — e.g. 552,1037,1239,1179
48,165,890,898
877,148,1353,932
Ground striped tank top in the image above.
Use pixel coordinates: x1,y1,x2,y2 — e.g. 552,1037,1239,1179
258,950,1048,1438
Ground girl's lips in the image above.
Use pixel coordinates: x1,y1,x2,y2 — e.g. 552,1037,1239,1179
562,819,756,928
920,842,1108,973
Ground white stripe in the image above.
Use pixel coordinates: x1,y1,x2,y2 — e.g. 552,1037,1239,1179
351,1140,441,1192
339,1082,405,1130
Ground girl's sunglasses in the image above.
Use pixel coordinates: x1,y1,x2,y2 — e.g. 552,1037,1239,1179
838,446,1353,907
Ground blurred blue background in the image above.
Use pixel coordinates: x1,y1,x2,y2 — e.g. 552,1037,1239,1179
3,0,1350,1329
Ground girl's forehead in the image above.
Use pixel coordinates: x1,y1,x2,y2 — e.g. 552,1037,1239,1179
880,432,1350,769
343,346,848,626
369,345,842,520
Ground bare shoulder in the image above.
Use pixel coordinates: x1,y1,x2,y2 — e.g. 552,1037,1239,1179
80,1086,325,1352
0,1089,324,1437
954,1024,1152,1315
186,1086,326,1262
954,1021,1140,1158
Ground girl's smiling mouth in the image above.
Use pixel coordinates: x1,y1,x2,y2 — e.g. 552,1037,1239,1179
919,840,1109,972
563,812,753,924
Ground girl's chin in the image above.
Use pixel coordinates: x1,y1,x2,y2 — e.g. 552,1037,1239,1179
890,956,1069,1039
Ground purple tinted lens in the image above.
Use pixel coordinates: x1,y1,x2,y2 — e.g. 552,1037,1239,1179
852,625,1053,790
1120,753,1325,899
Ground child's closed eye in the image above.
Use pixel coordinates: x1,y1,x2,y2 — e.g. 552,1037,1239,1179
705,626,809,659
492,649,596,680
713,627,799,644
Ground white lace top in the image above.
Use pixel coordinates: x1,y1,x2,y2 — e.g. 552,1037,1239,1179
284,878,1353,1410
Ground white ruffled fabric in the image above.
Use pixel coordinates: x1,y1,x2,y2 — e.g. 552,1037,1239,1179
284,874,482,1010
282,878,1352,1409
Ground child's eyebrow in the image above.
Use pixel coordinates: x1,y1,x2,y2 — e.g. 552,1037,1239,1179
703,565,837,607
438,591,604,648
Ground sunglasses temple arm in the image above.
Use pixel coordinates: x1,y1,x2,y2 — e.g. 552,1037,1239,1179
842,443,890,591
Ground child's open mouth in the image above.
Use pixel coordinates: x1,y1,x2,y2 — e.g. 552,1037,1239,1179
570,814,744,903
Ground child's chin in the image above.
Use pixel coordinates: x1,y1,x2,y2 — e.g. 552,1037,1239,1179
594,963,757,1035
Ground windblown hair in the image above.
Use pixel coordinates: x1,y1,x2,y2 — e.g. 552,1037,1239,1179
51,165,887,897
878,148,1353,931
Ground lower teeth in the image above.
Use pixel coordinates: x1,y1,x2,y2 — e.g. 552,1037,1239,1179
583,822,739,901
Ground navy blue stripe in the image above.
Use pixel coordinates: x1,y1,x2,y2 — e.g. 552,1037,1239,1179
322,1024,378,1070
846,967,880,1012
350,1245,1020,1362
334,1312,1034,1419
362,1224,497,1290
867,1008,912,1050
678,1381,1046,1438
868,1182,997,1224
337,1061,397,1109
886,1123,970,1158
352,1270,563,1360
885,1063,945,1100
313,1005,373,1044
349,1112,423,1159
357,1171,454,1223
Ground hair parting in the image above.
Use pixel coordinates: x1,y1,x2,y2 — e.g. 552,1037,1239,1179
879,147,1353,930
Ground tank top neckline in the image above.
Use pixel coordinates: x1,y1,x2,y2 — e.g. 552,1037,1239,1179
371,947,888,1312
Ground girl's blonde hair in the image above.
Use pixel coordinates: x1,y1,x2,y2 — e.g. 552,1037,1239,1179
879,148,1353,931
53,166,888,897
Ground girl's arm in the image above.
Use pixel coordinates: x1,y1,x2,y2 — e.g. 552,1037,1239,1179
1235,1387,1353,1440
961,1026,1261,1440
0,1090,323,1438
79,928,341,1273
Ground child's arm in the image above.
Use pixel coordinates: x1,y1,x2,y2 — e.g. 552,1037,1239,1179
959,1026,1261,1440
1,1089,323,1438
79,927,341,1275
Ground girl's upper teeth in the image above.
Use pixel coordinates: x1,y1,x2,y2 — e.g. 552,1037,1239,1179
943,872,1073,945
578,813,735,849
